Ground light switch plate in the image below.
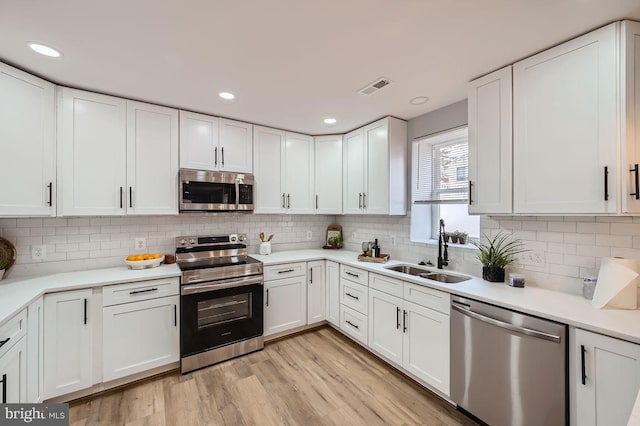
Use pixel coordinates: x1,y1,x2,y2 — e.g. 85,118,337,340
306,230,313,240
390,235,397,246
518,250,545,267
135,237,147,251
31,245,46,260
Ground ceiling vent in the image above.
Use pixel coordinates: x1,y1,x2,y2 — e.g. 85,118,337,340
357,77,392,96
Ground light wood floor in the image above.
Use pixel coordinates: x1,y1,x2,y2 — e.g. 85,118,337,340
70,327,477,425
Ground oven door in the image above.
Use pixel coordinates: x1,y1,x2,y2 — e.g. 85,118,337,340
180,276,263,358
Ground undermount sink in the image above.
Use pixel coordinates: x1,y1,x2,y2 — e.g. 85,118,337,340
384,264,471,284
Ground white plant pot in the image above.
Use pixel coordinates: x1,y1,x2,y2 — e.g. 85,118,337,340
259,242,272,255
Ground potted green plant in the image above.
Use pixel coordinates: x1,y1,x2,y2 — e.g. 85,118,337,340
450,232,459,244
471,232,528,282
457,232,468,245
442,232,451,243
328,236,343,249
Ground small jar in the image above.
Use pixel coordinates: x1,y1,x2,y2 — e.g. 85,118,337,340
259,241,272,255
582,276,597,300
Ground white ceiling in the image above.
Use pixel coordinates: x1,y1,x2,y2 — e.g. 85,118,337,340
1,0,639,135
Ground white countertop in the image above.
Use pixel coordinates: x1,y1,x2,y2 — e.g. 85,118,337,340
252,249,640,345
0,264,181,325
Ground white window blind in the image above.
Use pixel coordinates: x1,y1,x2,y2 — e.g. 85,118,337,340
412,126,469,204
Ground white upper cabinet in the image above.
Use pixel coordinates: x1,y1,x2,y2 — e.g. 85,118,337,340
0,63,56,217
126,101,179,215
513,23,619,214
314,135,343,214
468,66,513,214
179,112,253,173
253,126,314,214
58,88,127,216
622,21,640,213
343,117,407,215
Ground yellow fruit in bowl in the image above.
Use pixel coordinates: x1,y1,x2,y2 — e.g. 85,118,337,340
153,253,162,259
143,254,152,260
135,255,145,261
126,255,136,261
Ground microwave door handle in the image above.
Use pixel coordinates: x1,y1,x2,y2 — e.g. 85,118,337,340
235,179,240,210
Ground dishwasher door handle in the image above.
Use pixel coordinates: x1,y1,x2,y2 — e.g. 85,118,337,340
451,303,561,343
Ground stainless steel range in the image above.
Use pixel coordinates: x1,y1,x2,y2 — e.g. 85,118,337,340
176,233,264,373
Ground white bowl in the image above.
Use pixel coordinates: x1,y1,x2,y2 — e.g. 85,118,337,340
125,255,165,270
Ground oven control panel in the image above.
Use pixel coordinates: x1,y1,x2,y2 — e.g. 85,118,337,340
175,234,247,248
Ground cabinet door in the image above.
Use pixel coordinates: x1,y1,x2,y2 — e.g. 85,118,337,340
58,88,127,215
622,21,640,213
513,23,618,214
325,261,340,326
253,126,285,213
364,119,389,215
264,276,306,336
219,118,253,173
284,132,314,214
574,329,640,426
0,336,27,403
103,296,179,382
315,135,343,214
468,66,513,214
179,111,219,171
368,289,403,366
27,297,44,403
0,63,55,216
307,261,325,325
402,300,450,395
126,101,179,215
43,289,94,399
343,129,365,214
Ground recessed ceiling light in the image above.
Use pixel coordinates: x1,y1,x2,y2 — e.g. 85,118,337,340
218,92,235,100
28,43,61,57
410,96,429,105
323,118,337,125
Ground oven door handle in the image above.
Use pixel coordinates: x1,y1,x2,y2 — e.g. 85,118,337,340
181,276,264,295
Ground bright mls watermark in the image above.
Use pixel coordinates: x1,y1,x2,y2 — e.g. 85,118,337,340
1,404,68,425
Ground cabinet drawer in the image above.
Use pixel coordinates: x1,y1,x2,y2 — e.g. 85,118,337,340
264,262,306,281
0,309,26,359
403,283,450,315
340,305,368,345
340,265,369,286
340,279,369,315
370,273,403,297
103,278,179,306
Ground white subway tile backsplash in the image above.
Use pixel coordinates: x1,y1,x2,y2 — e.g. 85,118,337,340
564,233,596,245
595,234,633,248
610,223,640,236
548,222,577,233
536,232,564,243
576,222,610,234
547,243,577,255
522,221,547,231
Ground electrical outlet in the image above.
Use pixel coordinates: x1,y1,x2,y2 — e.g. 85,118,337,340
31,245,46,260
390,235,397,246
518,250,546,267
351,232,356,240
306,230,313,240
134,237,147,251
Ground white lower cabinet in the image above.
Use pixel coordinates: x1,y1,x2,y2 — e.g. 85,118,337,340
0,336,27,403
307,260,326,325
264,271,307,337
368,289,403,366
43,289,95,399
573,328,640,426
27,297,44,402
340,305,368,345
103,295,179,382
325,261,340,326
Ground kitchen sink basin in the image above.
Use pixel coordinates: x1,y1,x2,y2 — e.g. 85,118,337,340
384,264,471,284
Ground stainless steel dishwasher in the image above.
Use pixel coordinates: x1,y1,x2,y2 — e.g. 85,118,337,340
451,296,568,426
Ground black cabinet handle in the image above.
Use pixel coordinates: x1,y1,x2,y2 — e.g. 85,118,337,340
345,271,359,278
278,269,295,274
129,187,133,208
119,187,123,209
362,193,366,209
0,338,10,349
396,307,400,329
84,298,88,325
310,268,313,284
129,288,158,295
316,194,318,209
403,310,407,333
221,147,224,166
266,289,269,307
47,182,53,207
581,345,587,385
604,166,609,201
345,292,359,301
346,320,359,330
468,181,473,205
214,147,218,167
287,194,290,209
174,305,177,327
282,193,285,209
1,374,6,403
631,165,639,200
358,193,362,208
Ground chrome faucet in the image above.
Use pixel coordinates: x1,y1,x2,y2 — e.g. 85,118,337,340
437,219,449,269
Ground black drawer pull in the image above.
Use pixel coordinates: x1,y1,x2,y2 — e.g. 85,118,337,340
278,269,295,274
631,164,639,200
468,181,473,205
604,166,609,201
345,292,359,301
346,320,359,330
403,310,407,333
581,345,587,385
129,288,158,295
396,307,400,329
174,305,177,327
266,289,269,307
0,338,9,349
84,298,88,325
47,182,53,206
345,271,359,278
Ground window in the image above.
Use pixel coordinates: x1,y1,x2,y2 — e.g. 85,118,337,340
410,126,480,243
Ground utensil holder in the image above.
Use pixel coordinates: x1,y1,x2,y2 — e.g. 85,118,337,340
259,241,272,255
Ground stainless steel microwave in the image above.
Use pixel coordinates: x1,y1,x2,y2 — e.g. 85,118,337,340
179,169,254,212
